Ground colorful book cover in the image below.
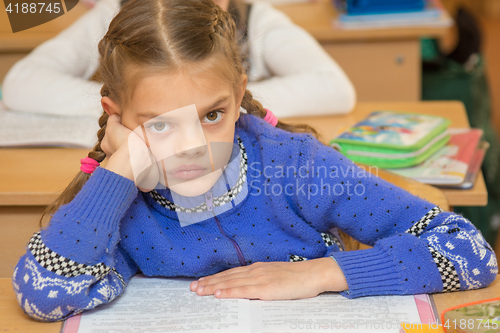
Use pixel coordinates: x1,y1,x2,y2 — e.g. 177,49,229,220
334,111,449,148
441,298,500,333
391,129,483,185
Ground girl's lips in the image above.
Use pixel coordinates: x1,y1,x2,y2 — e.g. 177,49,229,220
169,165,208,180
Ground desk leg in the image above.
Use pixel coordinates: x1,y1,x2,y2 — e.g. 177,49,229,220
0,206,45,278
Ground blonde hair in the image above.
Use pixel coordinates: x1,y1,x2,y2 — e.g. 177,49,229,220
41,0,318,225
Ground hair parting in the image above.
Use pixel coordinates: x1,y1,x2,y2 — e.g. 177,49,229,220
41,0,318,226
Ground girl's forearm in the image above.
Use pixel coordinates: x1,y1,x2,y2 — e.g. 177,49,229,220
313,257,348,293
104,145,135,181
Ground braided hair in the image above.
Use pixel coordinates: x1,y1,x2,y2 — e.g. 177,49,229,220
41,0,317,225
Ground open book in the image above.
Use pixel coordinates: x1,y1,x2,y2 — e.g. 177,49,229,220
62,276,437,333
0,103,98,148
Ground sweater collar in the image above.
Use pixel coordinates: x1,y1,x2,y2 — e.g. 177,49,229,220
144,137,248,224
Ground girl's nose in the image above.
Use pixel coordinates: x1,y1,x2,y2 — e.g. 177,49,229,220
174,144,207,158
173,125,208,158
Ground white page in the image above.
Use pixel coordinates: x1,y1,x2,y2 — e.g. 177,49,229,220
76,277,252,333
0,106,99,148
249,293,423,333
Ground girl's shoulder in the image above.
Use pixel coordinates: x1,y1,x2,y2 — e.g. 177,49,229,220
236,113,321,151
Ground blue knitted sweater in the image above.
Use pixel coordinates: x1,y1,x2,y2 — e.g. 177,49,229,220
13,114,498,321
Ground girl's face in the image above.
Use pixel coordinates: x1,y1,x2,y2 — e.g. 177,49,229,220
113,67,246,197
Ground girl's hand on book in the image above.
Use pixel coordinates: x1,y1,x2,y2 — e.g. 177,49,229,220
189,257,348,300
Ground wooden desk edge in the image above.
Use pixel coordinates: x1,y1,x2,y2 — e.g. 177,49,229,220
0,193,59,206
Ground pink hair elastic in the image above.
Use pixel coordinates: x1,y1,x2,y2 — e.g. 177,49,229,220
80,157,100,174
263,108,278,127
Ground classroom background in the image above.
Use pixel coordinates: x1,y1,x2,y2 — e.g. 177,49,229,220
0,0,500,273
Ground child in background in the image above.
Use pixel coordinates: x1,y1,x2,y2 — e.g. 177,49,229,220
13,0,497,322
2,0,355,118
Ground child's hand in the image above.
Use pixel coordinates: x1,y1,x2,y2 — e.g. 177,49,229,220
189,257,348,300
101,114,132,158
102,115,160,190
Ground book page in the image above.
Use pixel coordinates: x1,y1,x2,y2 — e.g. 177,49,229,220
0,107,99,148
249,293,426,333
69,278,252,333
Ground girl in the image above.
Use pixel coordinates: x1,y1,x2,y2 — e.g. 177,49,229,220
13,0,497,322
2,0,355,118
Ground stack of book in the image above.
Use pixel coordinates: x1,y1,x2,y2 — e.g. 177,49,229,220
333,0,453,29
331,111,487,189
391,128,488,189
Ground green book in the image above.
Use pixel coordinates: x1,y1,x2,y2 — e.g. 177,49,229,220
330,111,451,168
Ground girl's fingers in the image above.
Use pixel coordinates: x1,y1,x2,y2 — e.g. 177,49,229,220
213,285,264,300
191,270,255,291
193,276,264,298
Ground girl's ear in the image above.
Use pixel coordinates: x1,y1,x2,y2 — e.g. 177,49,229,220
239,74,248,102
235,74,248,122
101,97,121,116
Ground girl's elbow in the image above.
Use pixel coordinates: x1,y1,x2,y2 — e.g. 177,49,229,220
324,72,356,114
2,64,29,111
331,84,356,115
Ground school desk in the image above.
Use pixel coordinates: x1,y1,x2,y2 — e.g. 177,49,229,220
0,276,498,332
0,101,489,279
275,0,453,102
0,0,451,102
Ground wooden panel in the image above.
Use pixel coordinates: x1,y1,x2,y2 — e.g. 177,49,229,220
0,206,45,278
322,40,421,102
0,148,90,205
0,53,26,83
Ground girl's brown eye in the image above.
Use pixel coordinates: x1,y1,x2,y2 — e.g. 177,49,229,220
206,112,218,121
203,111,222,123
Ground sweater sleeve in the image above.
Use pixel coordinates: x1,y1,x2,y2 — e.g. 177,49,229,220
12,167,139,321
288,134,498,298
246,2,356,118
2,0,119,117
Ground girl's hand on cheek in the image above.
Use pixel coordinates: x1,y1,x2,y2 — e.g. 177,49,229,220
102,115,159,188
101,114,132,158
189,257,348,300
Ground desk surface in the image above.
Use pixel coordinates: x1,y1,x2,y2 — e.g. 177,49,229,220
0,0,451,52
0,101,487,207
1,276,498,332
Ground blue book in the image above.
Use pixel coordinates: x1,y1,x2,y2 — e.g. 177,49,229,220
346,0,425,15
338,8,440,23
